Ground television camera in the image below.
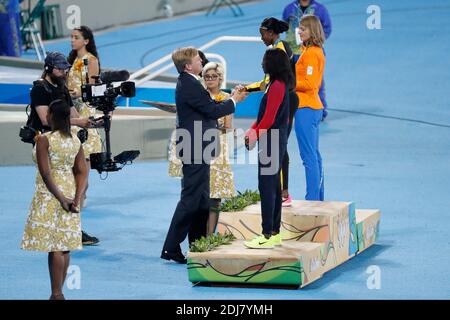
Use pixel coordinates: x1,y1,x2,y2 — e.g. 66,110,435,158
81,70,140,173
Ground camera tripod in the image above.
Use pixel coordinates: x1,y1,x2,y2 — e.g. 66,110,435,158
89,103,140,173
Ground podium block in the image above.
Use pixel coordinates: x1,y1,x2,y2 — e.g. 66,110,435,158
189,201,381,289
217,200,358,272
187,240,326,287
355,209,381,253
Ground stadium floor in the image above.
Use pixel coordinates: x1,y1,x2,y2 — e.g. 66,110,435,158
1,0,449,299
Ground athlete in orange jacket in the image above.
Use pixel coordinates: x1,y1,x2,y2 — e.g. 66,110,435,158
294,15,325,201
296,45,325,110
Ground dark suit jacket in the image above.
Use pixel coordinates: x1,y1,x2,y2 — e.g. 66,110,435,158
175,72,235,163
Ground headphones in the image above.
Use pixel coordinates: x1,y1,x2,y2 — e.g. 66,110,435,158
44,63,54,74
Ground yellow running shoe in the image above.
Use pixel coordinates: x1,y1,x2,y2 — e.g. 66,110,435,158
271,233,282,246
244,235,275,249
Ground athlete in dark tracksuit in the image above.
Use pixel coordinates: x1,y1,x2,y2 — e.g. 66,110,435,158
254,80,289,236
245,79,289,248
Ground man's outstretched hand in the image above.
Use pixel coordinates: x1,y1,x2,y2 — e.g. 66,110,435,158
231,86,249,103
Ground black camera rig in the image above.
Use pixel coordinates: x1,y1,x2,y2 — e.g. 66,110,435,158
81,70,140,173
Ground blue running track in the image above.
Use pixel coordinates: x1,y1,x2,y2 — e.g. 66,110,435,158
1,0,449,299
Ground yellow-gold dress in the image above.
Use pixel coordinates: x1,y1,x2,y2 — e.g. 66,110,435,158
21,131,82,252
67,53,102,159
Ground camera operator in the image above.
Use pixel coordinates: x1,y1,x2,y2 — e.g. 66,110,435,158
30,52,92,134
30,51,99,246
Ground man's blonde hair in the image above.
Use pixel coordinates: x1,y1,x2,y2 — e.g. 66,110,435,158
300,15,325,47
172,47,198,73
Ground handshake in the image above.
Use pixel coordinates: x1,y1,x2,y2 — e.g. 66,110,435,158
230,85,249,104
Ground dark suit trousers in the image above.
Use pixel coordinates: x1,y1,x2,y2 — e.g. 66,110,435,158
162,163,210,253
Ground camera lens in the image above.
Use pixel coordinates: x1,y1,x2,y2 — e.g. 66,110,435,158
120,81,136,98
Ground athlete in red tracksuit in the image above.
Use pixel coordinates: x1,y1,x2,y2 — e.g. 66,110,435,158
244,48,294,249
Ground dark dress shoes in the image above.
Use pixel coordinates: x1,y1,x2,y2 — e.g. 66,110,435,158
161,250,187,264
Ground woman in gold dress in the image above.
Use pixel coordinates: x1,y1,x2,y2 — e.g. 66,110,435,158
67,26,102,210
21,99,88,300
168,62,236,234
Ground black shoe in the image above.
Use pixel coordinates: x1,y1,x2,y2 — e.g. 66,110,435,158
161,250,187,264
82,230,99,246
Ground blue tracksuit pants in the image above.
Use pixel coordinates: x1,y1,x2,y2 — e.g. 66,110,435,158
294,107,324,201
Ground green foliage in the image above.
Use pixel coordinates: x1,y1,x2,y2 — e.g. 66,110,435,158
190,232,236,253
219,190,260,212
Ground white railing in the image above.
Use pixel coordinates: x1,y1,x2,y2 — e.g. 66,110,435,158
197,35,260,52
126,35,261,107
133,53,227,88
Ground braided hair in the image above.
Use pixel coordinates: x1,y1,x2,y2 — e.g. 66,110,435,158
260,17,289,35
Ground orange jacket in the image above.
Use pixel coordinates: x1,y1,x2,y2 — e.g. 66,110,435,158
295,45,325,110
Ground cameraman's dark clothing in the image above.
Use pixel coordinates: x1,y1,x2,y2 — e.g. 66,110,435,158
29,79,73,133
162,72,235,256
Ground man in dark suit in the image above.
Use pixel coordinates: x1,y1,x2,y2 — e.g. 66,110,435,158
161,47,247,264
